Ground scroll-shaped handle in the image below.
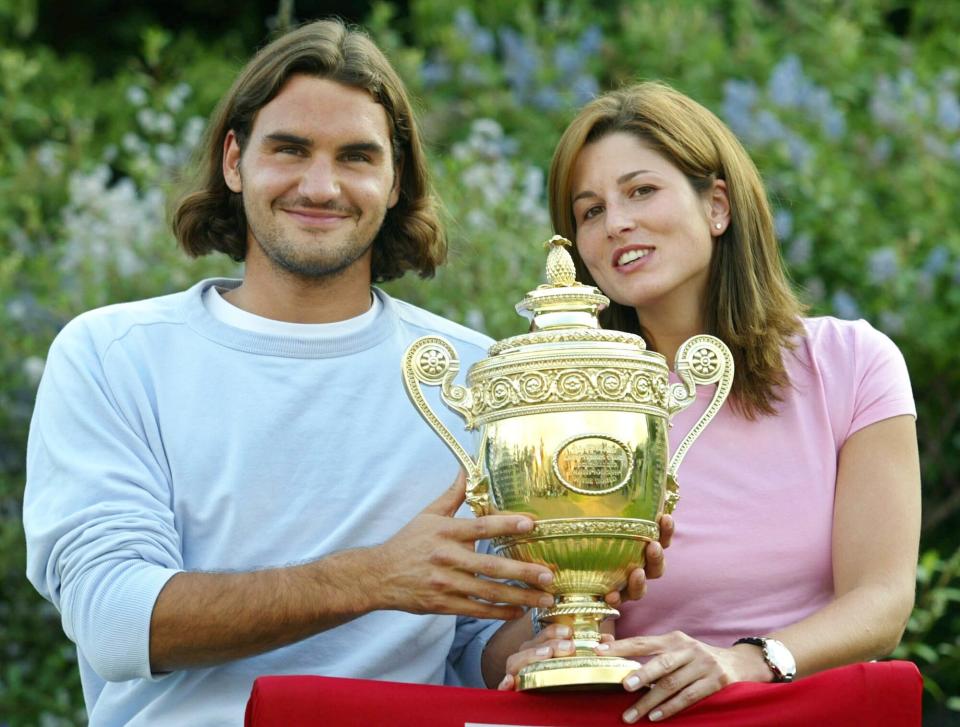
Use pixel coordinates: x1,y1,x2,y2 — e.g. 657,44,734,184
402,336,491,516
662,335,734,513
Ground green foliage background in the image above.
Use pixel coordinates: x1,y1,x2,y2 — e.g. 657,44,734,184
2,0,958,723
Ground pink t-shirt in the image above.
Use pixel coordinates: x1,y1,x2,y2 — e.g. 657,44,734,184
615,316,916,646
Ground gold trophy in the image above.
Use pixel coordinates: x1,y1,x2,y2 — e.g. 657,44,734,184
403,236,732,690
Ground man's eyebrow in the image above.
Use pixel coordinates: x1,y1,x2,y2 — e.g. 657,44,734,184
340,141,387,156
263,132,312,146
572,170,652,203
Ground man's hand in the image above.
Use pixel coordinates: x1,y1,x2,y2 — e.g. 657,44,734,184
371,472,556,621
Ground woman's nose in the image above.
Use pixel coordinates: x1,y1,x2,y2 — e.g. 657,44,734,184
604,201,637,237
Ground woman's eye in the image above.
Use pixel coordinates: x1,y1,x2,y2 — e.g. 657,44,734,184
631,185,655,197
582,205,603,221
343,152,370,163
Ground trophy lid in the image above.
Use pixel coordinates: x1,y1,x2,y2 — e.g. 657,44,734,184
488,236,649,356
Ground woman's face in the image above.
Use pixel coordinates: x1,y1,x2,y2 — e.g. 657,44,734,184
570,132,727,320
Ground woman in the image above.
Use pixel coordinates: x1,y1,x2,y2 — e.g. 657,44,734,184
496,81,920,723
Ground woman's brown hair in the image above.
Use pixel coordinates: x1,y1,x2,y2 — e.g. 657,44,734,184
172,19,445,282
548,81,805,418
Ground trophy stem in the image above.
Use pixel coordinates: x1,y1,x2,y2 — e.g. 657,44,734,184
538,594,619,654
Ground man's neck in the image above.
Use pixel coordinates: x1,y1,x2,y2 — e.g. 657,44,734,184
225,263,374,324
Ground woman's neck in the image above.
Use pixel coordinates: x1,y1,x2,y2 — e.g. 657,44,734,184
636,300,705,369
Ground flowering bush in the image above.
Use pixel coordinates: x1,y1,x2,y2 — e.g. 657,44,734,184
2,1,958,722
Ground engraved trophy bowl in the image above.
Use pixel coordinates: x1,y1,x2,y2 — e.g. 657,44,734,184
402,236,733,690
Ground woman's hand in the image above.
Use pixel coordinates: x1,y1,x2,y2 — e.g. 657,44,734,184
598,631,773,723
606,514,675,607
497,623,614,690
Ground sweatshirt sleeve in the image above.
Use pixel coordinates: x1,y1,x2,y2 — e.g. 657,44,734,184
444,531,504,688
24,318,182,682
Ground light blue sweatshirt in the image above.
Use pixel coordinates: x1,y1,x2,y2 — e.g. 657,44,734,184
24,279,499,726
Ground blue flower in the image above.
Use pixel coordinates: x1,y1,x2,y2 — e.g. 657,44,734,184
721,79,758,138
867,247,899,284
754,110,786,144
773,209,793,239
831,290,861,320
499,28,540,98
922,245,950,277
421,56,452,87
532,86,563,111
870,136,893,165
786,134,813,167
554,43,585,77
579,25,603,56
878,311,905,336
454,7,477,35
937,89,960,133
571,74,599,105
768,55,805,109
787,234,812,266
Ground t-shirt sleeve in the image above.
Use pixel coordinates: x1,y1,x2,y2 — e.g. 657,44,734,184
23,318,182,683
845,320,917,440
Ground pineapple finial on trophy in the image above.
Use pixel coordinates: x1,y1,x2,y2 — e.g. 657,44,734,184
544,235,578,287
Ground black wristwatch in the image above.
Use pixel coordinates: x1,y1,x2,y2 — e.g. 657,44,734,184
733,637,797,683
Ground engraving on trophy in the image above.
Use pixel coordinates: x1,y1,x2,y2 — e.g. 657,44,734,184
552,434,635,495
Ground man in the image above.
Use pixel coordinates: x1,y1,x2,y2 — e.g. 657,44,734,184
24,19,660,726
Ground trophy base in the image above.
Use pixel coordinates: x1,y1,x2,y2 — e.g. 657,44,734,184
517,656,641,691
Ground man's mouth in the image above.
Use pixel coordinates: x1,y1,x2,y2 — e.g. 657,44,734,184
282,208,353,226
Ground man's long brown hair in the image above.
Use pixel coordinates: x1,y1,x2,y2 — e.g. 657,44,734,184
172,19,445,282
549,81,806,418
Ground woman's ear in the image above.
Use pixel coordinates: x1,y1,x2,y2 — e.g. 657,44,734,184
223,130,243,193
708,179,730,236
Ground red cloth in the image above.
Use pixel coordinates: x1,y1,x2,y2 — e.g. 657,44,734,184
245,660,921,726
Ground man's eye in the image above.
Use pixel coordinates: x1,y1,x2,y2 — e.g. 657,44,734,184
343,152,371,163
277,146,305,156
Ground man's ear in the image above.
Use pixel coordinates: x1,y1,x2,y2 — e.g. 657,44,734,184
708,178,730,236
223,130,243,193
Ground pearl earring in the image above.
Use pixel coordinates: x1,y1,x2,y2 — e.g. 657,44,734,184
714,223,723,230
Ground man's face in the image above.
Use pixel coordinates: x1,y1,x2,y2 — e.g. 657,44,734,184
223,75,400,282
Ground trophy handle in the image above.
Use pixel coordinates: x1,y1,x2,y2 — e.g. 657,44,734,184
402,336,491,516
663,335,734,513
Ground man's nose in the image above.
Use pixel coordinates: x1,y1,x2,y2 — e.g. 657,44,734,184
299,158,340,201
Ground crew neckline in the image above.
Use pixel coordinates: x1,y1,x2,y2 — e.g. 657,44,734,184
183,279,397,359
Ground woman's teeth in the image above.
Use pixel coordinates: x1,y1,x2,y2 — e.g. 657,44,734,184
617,249,650,266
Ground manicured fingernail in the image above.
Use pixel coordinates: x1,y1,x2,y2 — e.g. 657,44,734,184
650,542,663,557
498,676,511,690
538,571,554,585
650,709,663,721
535,646,551,657
556,626,571,638
623,707,639,724
516,518,534,532
557,640,573,653
624,674,642,691
539,595,554,607
595,643,610,652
